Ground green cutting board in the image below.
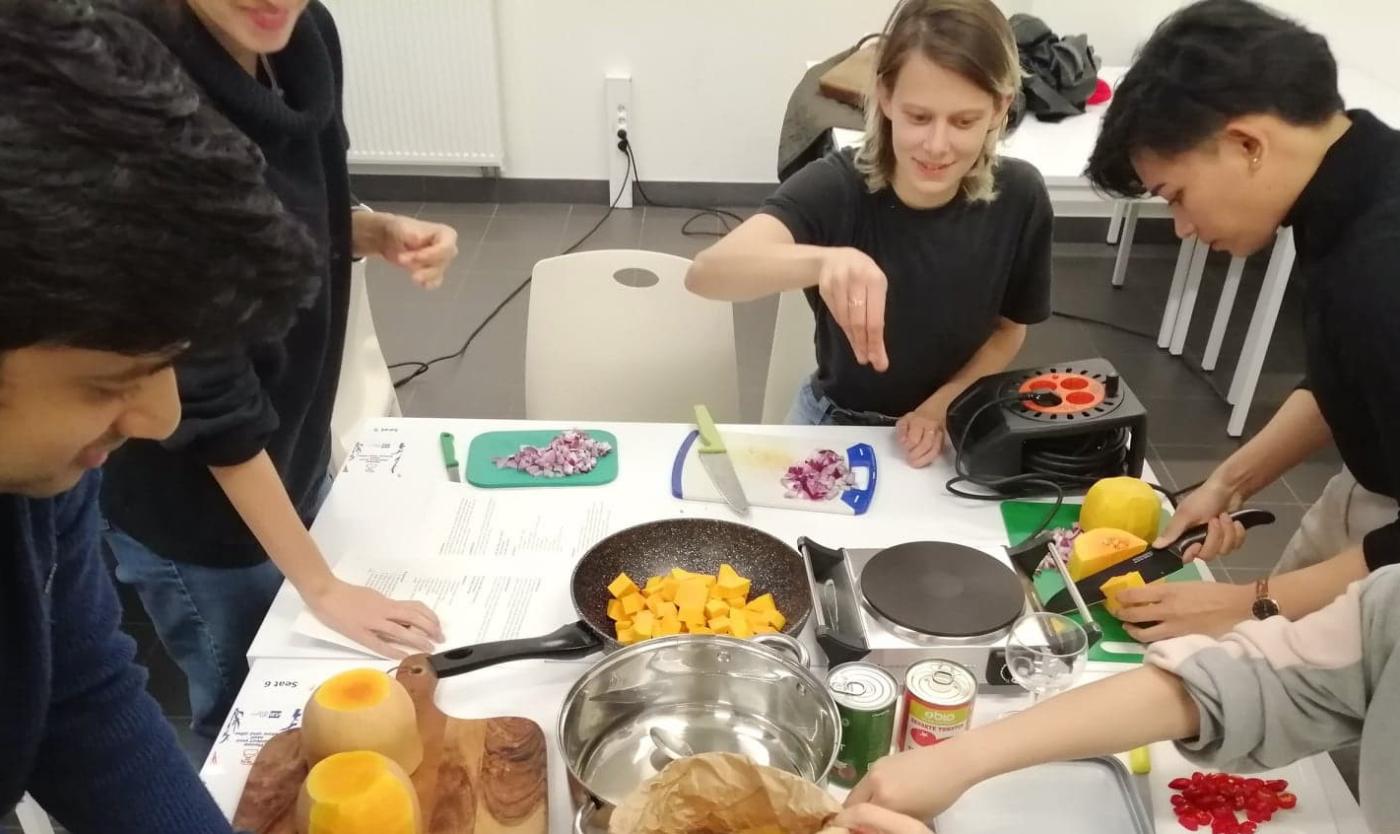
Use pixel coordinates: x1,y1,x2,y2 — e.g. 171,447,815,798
465,430,619,488
1001,500,1203,664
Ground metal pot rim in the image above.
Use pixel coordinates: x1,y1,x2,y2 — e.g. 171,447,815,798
556,633,840,802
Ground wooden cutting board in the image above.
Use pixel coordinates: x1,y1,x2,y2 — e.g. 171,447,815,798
232,657,548,834
819,43,875,108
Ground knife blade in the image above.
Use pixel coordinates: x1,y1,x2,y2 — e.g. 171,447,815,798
694,405,750,514
1044,508,1276,614
439,431,462,482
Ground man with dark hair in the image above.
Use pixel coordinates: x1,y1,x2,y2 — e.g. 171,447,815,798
1,0,316,829
1084,0,1400,641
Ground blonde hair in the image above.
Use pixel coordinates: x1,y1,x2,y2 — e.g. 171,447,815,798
854,0,1021,203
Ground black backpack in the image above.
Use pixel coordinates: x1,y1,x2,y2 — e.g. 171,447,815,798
1009,14,1101,123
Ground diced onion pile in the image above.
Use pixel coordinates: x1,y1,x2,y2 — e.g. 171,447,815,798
493,430,613,477
781,449,854,501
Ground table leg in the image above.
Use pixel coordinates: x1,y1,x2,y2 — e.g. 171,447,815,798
1110,201,1141,288
1158,237,1196,348
1106,199,1126,245
1202,256,1246,371
1227,229,1296,436
1169,240,1210,355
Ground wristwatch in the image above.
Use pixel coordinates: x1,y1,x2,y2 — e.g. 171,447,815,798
1251,577,1281,620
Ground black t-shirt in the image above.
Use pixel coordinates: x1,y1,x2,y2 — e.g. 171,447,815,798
760,150,1053,417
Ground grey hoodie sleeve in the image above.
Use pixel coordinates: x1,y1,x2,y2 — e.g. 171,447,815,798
1145,567,1400,773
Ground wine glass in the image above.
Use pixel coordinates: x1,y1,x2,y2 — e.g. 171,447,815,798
1005,612,1089,705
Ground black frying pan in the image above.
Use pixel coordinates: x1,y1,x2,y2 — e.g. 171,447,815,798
428,518,813,678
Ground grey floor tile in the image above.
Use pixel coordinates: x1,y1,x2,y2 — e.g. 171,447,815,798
404,284,529,419
1103,349,1223,400
470,240,559,273
639,207,715,259
561,205,645,252
363,256,471,366
1136,395,1236,445
1153,444,1297,504
1144,442,1177,493
482,209,569,248
1214,503,1304,571
365,200,424,218
1282,450,1342,504
1015,317,1100,366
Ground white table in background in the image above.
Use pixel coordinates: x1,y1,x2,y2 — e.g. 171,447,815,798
211,417,1364,833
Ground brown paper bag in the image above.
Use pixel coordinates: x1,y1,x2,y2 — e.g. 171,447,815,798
609,752,848,834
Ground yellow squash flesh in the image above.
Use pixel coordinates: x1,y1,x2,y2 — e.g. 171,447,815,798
301,668,423,774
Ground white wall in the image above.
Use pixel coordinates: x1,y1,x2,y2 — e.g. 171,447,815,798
492,0,1030,183
489,0,1398,185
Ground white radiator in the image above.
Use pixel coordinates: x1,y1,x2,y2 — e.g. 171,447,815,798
321,0,505,167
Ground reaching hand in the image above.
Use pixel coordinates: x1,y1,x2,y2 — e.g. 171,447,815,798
305,579,445,658
818,247,890,372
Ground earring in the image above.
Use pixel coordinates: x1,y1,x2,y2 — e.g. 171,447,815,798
1250,156,1262,171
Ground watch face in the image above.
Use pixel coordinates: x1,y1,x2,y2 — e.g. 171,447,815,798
1252,597,1281,620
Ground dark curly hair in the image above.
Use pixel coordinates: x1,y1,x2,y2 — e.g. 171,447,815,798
0,0,318,357
1086,0,1344,197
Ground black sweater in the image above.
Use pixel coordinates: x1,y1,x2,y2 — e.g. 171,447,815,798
101,3,351,568
1290,110,1400,571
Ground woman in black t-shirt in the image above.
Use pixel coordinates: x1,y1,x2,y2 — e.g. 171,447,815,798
687,0,1052,469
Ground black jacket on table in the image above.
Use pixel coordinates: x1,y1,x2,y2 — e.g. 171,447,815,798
101,3,351,569
1290,109,1400,571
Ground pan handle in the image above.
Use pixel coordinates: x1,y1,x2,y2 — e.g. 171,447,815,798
428,621,603,679
573,799,603,834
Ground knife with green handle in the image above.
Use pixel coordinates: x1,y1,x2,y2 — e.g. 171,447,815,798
694,405,750,514
439,431,461,482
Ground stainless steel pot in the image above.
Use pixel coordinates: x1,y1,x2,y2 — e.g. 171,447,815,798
559,633,841,834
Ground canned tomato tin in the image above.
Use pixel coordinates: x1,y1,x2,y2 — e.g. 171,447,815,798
826,663,898,786
899,659,977,750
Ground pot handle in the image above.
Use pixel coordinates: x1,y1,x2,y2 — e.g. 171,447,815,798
574,798,603,834
428,621,604,679
753,632,811,668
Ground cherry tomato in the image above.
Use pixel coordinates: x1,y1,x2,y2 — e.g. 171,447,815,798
1179,818,1200,832
1239,823,1257,834
1171,777,1193,790
1195,810,1214,826
1265,779,1289,793
1277,792,1298,810
1244,778,1264,791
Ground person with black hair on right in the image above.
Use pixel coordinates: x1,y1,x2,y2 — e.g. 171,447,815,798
1,0,318,829
822,2,1400,831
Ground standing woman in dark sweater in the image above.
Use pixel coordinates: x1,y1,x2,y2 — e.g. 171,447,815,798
102,0,455,747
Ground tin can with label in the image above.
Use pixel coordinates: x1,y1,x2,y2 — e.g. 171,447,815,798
899,659,977,750
827,663,899,786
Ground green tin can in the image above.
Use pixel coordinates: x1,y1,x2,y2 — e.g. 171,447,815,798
827,662,899,786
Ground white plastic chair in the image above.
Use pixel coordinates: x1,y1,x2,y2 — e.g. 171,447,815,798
525,249,740,423
761,291,818,424
330,259,402,471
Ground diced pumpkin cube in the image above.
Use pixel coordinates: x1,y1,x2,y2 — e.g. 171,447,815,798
670,567,696,581
765,609,787,631
1100,570,1147,619
675,579,709,611
645,594,666,616
705,598,730,619
656,616,682,636
616,618,632,629
717,563,741,585
709,584,729,601
616,624,638,644
689,625,714,635
708,616,732,635
753,624,777,635
633,611,655,637
730,609,754,638
620,592,645,616
644,575,664,595
658,577,680,602
719,577,752,598
653,600,678,620
679,605,706,627
607,599,625,621
746,593,777,614
725,595,748,610
608,572,639,599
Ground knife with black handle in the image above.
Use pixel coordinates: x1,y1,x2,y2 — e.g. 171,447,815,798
1043,508,1276,615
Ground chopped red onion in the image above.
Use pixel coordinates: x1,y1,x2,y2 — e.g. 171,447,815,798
493,430,613,477
1037,525,1082,572
782,449,855,501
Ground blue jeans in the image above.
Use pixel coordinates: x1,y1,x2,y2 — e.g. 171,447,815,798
106,473,333,749
108,532,283,748
787,378,837,425
787,377,899,427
